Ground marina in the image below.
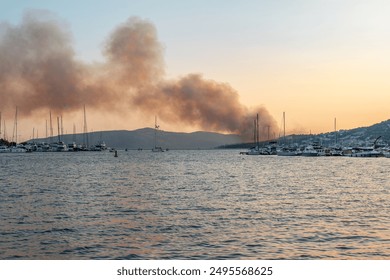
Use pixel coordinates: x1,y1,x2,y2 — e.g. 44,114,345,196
1,129,389,157
1,107,389,156
242,141,390,158
1,137,389,157
240,131,389,158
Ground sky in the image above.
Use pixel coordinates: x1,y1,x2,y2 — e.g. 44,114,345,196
1,0,390,142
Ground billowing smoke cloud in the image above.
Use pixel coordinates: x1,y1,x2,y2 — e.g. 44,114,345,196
0,12,89,113
104,17,164,87
0,11,278,140
133,74,277,139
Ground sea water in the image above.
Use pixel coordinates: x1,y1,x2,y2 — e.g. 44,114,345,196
0,150,389,259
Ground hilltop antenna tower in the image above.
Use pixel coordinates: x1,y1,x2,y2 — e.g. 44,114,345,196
154,115,159,149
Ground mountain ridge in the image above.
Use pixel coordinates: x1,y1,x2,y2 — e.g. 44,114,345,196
10,118,390,149
29,127,242,150
222,119,390,149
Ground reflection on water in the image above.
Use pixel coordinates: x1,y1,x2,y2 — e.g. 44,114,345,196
0,150,389,259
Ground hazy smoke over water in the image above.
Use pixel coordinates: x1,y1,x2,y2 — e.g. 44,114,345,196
0,11,277,140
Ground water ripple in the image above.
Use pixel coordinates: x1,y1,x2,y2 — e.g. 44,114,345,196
1,151,390,259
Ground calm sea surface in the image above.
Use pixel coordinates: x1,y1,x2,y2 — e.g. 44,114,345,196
1,150,389,259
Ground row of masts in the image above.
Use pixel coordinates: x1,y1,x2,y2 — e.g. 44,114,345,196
0,105,89,146
282,112,338,141
279,112,339,144
250,112,339,147
0,107,19,144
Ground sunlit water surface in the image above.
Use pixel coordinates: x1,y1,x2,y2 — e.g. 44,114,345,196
1,150,389,259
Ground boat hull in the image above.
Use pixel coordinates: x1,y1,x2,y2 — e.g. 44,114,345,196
348,152,384,157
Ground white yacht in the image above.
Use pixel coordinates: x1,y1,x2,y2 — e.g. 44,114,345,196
49,142,68,152
244,146,261,155
0,145,10,153
277,147,302,156
10,144,27,153
348,147,384,157
94,141,107,151
302,145,319,157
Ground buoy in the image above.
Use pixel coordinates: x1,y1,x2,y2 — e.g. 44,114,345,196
114,150,118,157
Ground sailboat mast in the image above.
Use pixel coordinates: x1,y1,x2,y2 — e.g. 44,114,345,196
61,115,64,137
267,125,270,141
334,117,337,145
3,120,6,141
73,123,76,142
15,107,18,144
253,119,256,147
3,120,7,141
256,113,259,148
283,112,286,139
83,105,89,148
0,111,2,139
49,111,53,143
57,116,61,142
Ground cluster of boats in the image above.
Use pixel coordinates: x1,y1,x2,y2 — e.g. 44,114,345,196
243,142,390,158
243,114,389,158
0,140,109,153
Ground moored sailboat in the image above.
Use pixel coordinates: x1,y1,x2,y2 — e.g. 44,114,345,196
244,114,262,155
277,112,302,156
152,116,166,152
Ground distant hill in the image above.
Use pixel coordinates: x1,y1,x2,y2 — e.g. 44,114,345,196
337,119,390,142
221,119,390,148
30,128,241,150
21,119,390,149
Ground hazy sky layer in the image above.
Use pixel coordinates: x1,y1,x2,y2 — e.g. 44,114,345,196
1,0,390,140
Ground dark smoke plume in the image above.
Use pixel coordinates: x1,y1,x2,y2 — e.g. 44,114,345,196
133,74,277,139
0,11,278,139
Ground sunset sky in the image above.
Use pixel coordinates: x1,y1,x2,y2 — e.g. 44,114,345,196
1,0,390,141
